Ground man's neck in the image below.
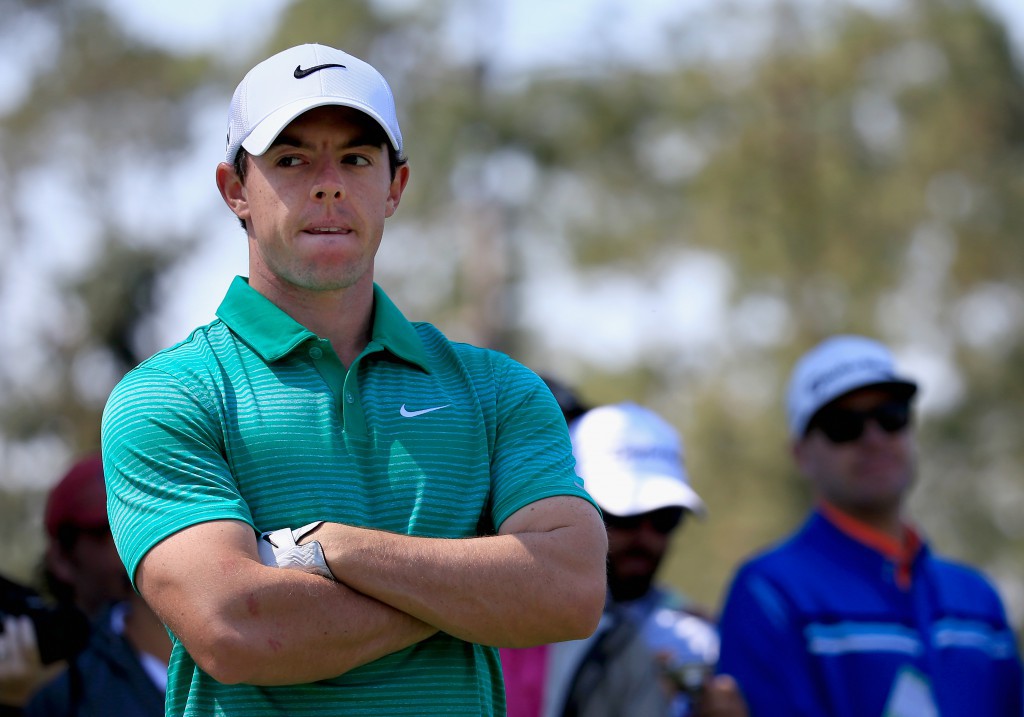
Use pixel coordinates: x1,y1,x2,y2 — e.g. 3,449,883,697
818,500,906,545
250,274,375,368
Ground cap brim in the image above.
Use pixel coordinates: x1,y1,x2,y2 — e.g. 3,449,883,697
241,97,401,157
590,472,707,519
816,379,917,416
795,377,917,438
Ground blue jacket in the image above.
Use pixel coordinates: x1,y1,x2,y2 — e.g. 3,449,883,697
717,511,1023,717
24,608,164,717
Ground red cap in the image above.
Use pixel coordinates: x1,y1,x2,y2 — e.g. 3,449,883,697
44,455,109,538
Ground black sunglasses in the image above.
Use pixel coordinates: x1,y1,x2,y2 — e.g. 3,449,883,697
809,401,912,444
603,507,684,535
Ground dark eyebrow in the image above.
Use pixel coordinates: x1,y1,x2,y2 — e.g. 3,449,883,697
269,133,385,152
269,135,305,150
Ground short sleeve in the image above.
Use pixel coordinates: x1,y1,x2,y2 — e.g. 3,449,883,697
101,366,255,587
486,360,599,530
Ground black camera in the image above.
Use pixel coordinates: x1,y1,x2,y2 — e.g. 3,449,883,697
0,575,90,665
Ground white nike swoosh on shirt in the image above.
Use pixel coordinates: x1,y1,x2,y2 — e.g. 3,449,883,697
399,404,450,418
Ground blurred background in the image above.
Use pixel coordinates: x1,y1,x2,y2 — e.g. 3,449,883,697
2,0,1024,632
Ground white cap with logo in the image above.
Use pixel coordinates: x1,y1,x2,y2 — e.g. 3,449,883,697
786,335,918,439
571,402,705,518
225,43,403,165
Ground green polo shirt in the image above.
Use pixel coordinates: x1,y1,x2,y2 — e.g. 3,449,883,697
101,276,593,717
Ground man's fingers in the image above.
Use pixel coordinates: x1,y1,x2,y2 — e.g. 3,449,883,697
697,674,749,717
0,615,41,672
12,615,40,666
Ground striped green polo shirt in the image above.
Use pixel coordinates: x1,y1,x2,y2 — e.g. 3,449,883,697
101,276,594,716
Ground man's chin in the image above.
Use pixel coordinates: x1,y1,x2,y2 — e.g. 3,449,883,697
608,574,655,602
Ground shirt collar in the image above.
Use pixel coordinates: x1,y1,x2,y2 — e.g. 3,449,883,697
216,276,430,370
818,500,924,589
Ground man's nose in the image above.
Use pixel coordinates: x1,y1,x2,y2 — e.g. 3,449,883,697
860,417,893,443
634,518,671,544
311,161,345,201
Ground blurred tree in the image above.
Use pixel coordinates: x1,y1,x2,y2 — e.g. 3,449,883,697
0,0,214,581
484,0,1024,618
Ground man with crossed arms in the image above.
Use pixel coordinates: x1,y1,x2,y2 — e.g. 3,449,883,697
101,43,606,716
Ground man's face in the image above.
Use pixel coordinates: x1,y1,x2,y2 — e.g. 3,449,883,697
794,387,916,521
220,105,409,300
604,507,684,602
55,525,133,618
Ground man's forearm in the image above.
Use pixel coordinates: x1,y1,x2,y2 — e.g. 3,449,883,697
204,570,437,685
137,522,437,686
305,497,608,647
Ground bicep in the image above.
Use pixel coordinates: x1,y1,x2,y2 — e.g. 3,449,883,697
136,519,258,640
103,370,253,586
498,495,607,585
498,495,606,543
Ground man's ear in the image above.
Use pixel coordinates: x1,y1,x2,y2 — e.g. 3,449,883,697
385,163,410,218
791,437,816,482
216,162,249,223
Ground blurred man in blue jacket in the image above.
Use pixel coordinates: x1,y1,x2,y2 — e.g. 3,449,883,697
717,335,1023,717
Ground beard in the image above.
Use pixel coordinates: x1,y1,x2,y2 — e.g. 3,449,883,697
606,549,661,602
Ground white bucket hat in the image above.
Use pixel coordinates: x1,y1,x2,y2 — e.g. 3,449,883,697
571,402,705,517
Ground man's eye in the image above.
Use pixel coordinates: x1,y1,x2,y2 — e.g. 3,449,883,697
343,155,372,167
277,156,303,167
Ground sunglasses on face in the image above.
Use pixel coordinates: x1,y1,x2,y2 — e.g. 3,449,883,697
808,401,912,444
603,507,684,535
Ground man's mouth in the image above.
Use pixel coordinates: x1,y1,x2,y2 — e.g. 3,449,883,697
306,226,349,234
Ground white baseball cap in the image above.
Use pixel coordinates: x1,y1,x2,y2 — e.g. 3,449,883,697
571,402,706,518
786,335,917,438
225,44,403,165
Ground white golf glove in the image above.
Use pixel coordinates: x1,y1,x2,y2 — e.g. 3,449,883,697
257,521,335,580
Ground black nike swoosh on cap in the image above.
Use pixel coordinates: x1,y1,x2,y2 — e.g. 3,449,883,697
293,63,346,79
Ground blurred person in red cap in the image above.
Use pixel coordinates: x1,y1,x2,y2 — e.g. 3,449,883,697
0,455,170,716
41,455,132,619
0,456,114,715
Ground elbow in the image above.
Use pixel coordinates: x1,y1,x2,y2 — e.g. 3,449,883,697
565,531,609,640
188,621,361,686
565,571,607,641
184,617,294,685
529,566,607,646
187,624,254,685
543,529,608,643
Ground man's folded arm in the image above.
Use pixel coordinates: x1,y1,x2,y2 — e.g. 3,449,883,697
136,519,437,686
305,495,609,648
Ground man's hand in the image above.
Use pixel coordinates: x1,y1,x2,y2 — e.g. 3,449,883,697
694,674,748,717
0,615,45,706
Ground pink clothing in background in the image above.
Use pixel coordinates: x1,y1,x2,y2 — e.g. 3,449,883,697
500,644,550,717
